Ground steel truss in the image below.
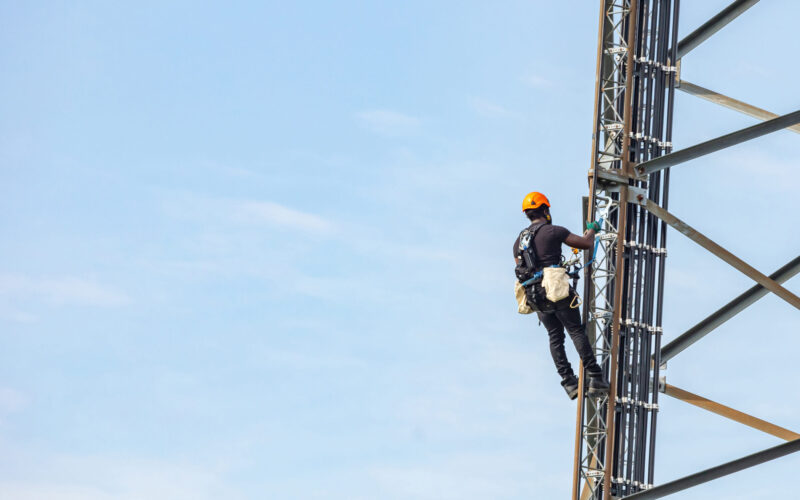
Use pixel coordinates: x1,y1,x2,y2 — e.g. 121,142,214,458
575,0,679,498
574,1,800,499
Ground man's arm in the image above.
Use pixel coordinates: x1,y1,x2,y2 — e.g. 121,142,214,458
564,228,596,250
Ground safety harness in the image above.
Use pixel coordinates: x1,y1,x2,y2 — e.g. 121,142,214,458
516,222,582,312
515,222,547,285
515,223,557,312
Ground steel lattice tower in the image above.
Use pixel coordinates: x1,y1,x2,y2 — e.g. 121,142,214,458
572,1,800,499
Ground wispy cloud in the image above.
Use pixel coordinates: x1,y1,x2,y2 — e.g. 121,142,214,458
356,109,420,135
0,274,131,307
257,347,366,370
522,73,553,88
162,193,337,236
0,306,38,323
468,97,517,118
235,200,336,234
0,452,243,500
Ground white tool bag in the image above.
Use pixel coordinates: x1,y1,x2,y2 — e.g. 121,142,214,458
542,267,570,302
514,280,533,314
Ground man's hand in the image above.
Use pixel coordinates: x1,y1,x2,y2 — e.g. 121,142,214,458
586,220,601,232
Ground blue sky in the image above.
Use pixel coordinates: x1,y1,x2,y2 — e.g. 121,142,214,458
0,1,798,499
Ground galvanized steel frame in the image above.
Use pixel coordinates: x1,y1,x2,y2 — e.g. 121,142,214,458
575,0,678,497
574,0,800,498
573,1,630,497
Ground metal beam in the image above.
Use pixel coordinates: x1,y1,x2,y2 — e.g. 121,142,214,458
636,109,800,176
579,454,597,500
661,256,800,362
624,439,800,500
632,196,800,310
677,80,800,135
663,384,800,441
676,0,760,59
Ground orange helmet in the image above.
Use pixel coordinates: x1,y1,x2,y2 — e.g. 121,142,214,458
522,192,550,211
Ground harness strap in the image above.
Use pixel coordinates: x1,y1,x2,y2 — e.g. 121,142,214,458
519,222,548,272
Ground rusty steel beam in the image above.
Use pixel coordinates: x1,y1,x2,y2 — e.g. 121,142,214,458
599,0,640,489
663,384,800,441
573,2,617,497
631,196,800,310
636,109,800,176
573,357,587,500
676,0,760,59
661,255,800,362
603,187,628,499
677,80,800,135
624,438,800,500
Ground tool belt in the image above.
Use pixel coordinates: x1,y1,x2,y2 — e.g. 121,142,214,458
514,222,576,314
516,276,576,314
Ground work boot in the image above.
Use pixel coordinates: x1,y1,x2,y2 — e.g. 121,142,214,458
561,374,579,400
587,373,610,396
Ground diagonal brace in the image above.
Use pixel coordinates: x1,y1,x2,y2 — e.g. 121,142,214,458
630,194,800,310
636,109,800,176
624,438,800,500
678,80,800,135
661,255,800,362
676,0,760,59
663,384,800,441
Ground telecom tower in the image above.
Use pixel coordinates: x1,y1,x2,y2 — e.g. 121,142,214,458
573,1,800,498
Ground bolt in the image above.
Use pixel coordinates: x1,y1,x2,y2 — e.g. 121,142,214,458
637,194,644,202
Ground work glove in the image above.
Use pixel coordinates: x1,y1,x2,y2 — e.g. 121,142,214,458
586,220,601,232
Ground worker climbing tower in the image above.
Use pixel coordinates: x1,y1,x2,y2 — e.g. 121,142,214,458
574,1,800,499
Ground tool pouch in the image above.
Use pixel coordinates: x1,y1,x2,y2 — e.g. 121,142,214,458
542,267,570,302
515,280,534,314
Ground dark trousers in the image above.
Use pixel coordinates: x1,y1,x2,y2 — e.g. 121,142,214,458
537,303,602,379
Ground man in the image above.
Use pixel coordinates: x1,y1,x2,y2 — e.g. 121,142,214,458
513,191,610,400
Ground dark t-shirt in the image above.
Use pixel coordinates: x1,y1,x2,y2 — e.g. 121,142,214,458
513,223,571,268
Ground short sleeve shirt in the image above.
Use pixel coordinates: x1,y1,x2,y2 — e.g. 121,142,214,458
513,224,571,268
